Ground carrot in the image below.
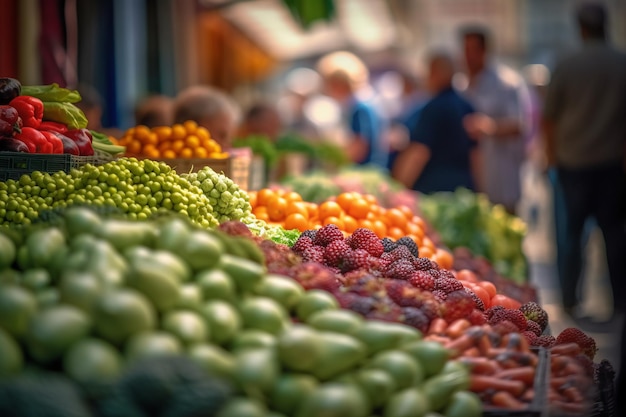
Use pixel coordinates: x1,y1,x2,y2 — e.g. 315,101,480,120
551,355,570,373
477,333,493,356
522,388,535,402
486,347,507,359
460,357,501,375
446,318,471,338
462,347,481,358
428,317,448,335
469,375,526,396
502,333,529,352
495,366,536,385
551,342,581,356
491,390,525,410
445,333,476,358
423,334,451,344
508,351,539,367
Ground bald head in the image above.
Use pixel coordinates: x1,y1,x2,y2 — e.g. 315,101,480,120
426,52,456,93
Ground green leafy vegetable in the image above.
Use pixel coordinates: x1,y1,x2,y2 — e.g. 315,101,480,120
20,83,81,103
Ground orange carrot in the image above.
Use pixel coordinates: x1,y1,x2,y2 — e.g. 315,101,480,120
460,357,501,375
477,333,493,356
491,391,526,409
470,375,526,396
495,366,536,385
428,317,448,335
446,318,472,338
551,342,581,356
462,347,481,358
445,333,476,357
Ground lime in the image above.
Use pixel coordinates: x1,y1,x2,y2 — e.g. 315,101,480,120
0,284,37,339
63,338,122,383
94,289,156,345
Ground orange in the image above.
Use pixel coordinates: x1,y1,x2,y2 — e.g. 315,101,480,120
304,202,318,219
386,208,408,230
171,124,187,141
193,147,208,158
342,215,358,233
248,191,257,208
411,216,426,230
256,189,276,207
252,206,269,221
134,125,151,142
171,140,185,153
285,201,309,219
388,226,404,241
318,201,342,220
406,222,424,239
162,149,177,159
196,126,211,142
183,120,198,134
419,247,433,259
152,126,172,142
422,236,436,252
323,216,343,230
185,135,200,149
371,219,388,239
126,140,142,155
396,204,414,220
267,197,288,222
143,145,160,158
336,192,356,211
283,191,303,203
284,213,308,232
179,147,193,158
363,193,378,205
434,249,453,270
348,198,369,219
358,219,374,230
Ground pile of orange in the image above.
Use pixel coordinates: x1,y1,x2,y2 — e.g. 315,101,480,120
119,121,228,159
248,188,453,268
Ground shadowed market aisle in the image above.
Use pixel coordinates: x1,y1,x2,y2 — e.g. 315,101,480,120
519,161,622,373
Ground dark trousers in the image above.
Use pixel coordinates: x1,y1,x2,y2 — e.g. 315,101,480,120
557,163,626,314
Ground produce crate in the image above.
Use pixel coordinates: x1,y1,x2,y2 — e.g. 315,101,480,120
482,347,549,417
248,155,266,191
0,151,114,181
149,157,231,178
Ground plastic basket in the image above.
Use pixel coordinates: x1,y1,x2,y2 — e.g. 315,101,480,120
0,151,112,181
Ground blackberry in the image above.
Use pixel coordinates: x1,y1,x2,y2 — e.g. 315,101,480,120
519,301,549,332
388,284,423,308
427,269,442,279
435,277,464,294
388,245,413,262
302,246,324,263
485,305,506,320
432,290,447,303
439,270,456,280
412,257,433,271
347,228,384,257
385,279,412,306
337,293,376,316
385,259,416,280
441,290,475,322
381,237,398,253
300,229,317,240
420,299,441,320
288,262,340,292
397,236,419,257
408,271,435,291
402,307,430,333
464,287,485,310
292,235,314,254
324,240,351,267
342,248,370,273
313,224,344,247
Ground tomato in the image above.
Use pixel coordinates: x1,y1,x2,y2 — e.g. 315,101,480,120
162,310,209,345
253,274,304,312
239,296,289,335
354,368,396,409
195,269,236,303
444,390,482,417
200,300,241,345
187,343,236,380
277,325,322,372
125,331,182,361
401,340,450,377
0,327,22,377
0,284,37,339
307,309,364,335
269,373,319,415
383,388,430,417
295,289,339,322
466,283,491,309
490,294,521,309
94,288,156,346
26,305,91,363
312,331,367,381
476,280,497,299
354,321,421,356
367,350,424,390
233,347,279,396
219,255,265,293
456,269,479,283
216,397,267,417
63,338,122,383
295,382,370,417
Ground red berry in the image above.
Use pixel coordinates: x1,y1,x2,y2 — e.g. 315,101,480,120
488,309,528,331
385,259,416,280
342,248,370,272
468,309,487,325
314,224,344,247
556,327,598,360
292,235,314,254
324,239,351,267
302,246,324,263
435,277,464,294
531,334,556,348
347,228,384,257
441,290,474,322
408,271,435,291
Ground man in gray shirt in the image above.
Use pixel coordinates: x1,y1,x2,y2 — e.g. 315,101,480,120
543,2,626,326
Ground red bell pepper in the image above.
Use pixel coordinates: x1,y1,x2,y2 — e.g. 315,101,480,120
64,128,94,156
40,130,64,154
39,120,68,133
9,96,44,128
0,105,22,135
15,127,51,153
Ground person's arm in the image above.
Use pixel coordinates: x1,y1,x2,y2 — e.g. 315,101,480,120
392,142,431,188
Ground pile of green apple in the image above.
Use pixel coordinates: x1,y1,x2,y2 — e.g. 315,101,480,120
0,207,481,417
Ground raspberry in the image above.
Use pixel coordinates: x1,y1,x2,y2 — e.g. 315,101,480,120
388,245,413,262
522,331,538,344
489,309,528,331
324,239,351,267
439,270,456,281
556,328,598,360
429,260,441,270
420,299,441,320
385,259,416,280
300,229,317,241
531,334,556,348
387,284,424,308
412,257,433,271
402,307,430,333
385,279,412,305
431,290,447,303
288,262,340,292
427,269,442,279
491,320,520,335
314,224,344,247
435,277,464,294
381,237,398,253
302,246,324,263
485,305,506,320
464,287,485,311
342,248,370,272
441,290,475,322
525,320,542,337
468,309,487,325
347,228,384,257
408,271,435,291
519,301,549,332
292,235,314,254
396,237,419,257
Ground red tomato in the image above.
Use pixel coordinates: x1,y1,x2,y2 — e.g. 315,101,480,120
476,281,497,299
456,269,479,283
490,294,521,310
467,284,491,309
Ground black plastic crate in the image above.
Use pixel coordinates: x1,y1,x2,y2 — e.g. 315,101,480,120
0,152,107,181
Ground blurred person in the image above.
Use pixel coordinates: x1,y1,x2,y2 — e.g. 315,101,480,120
239,101,282,142
459,26,533,213
393,52,477,194
173,85,241,150
317,51,389,170
135,95,174,128
75,83,124,138
542,2,626,328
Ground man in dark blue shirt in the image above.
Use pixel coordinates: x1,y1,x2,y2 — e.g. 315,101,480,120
393,52,478,193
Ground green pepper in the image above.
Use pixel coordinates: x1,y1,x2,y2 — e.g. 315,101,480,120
41,101,88,130
20,83,81,103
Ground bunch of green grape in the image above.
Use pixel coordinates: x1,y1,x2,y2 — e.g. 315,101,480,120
182,166,252,223
0,158,219,227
